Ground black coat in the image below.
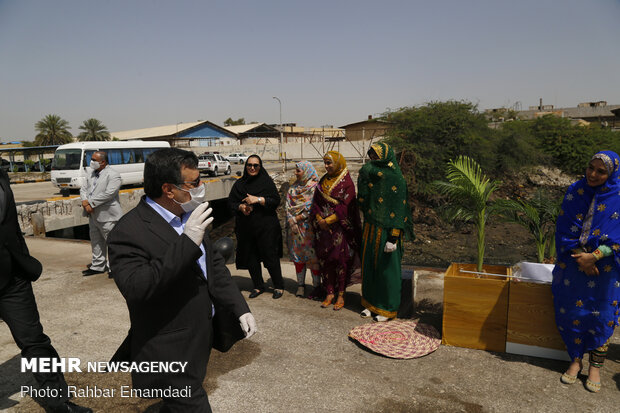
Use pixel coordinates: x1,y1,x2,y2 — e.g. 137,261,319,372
228,164,283,269
107,197,250,390
0,169,42,290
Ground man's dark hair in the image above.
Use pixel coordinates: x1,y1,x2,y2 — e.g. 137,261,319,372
144,148,198,198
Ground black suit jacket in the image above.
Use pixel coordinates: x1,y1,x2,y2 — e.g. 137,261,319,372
107,197,250,390
0,169,42,291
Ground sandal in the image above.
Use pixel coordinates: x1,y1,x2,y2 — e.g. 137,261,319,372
585,379,601,393
560,372,579,385
560,361,582,385
333,293,345,311
321,294,334,308
360,309,372,318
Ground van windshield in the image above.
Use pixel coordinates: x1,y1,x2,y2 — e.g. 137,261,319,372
52,149,83,170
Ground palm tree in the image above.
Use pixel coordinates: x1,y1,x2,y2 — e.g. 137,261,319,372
434,156,498,272
34,114,73,146
77,118,110,141
494,190,561,263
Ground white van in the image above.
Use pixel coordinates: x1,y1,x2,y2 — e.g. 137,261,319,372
51,141,170,191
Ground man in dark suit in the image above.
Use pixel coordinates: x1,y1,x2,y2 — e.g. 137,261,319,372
0,168,92,413
107,148,256,413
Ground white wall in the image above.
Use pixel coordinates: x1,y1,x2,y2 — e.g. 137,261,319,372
189,140,380,161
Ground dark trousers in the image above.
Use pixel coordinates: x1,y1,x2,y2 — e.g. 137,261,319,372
248,257,284,290
0,275,69,407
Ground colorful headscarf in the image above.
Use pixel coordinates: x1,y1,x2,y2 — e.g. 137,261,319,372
286,161,319,221
552,150,620,358
321,151,348,193
357,142,414,239
555,150,620,257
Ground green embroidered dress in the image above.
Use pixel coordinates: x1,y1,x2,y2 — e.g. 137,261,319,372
358,143,414,318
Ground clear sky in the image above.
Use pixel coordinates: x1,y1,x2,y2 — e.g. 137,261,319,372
1,0,619,141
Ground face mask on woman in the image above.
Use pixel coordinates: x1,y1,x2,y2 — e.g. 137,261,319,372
173,184,206,213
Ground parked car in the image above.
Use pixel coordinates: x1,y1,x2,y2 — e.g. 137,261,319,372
226,152,249,164
198,153,231,177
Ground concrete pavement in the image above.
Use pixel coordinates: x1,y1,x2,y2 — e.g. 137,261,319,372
0,237,618,412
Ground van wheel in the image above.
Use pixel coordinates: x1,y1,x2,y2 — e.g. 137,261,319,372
226,166,231,175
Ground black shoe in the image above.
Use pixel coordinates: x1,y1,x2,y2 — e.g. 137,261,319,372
248,289,264,298
46,401,93,413
272,289,283,299
82,268,105,276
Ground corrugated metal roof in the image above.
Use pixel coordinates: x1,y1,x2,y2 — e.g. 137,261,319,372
223,123,267,134
110,121,206,140
339,119,391,129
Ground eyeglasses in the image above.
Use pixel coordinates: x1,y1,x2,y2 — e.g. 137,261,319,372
246,163,260,169
176,177,202,188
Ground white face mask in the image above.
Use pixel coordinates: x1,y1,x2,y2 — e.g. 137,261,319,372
173,184,206,213
90,160,101,170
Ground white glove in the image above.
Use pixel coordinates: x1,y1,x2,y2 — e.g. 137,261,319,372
239,312,257,338
384,241,397,253
183,202,213,246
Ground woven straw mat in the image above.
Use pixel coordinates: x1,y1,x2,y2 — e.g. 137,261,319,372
348,320,440,359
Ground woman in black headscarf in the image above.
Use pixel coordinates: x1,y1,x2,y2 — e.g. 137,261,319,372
228,155,284,299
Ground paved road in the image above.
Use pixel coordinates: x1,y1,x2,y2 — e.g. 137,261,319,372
0,237,618,412
10,161,303,203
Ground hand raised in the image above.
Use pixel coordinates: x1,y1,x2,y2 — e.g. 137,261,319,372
183,202,213,246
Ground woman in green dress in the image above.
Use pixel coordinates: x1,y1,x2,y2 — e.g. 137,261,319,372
358,142,414,321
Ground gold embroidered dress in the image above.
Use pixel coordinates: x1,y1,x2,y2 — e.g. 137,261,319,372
311,152,362,295
358,143,414,318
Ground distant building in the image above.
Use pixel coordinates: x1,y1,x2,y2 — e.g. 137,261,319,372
516,100,620,129
111,120,238,147
223,123,280,144
339,116,391,141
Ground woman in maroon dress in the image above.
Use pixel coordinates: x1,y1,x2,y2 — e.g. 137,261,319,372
311,151,362,310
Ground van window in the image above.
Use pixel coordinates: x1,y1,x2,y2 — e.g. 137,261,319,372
121,149,134,164
84,150,96,166
107,149,123,165
52,149,83,170
133,149,145,163
143,148,157,161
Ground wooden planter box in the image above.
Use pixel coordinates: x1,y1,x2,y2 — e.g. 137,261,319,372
442,263,511,352
506,277,569,361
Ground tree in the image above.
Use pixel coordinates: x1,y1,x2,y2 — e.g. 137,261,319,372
494,120,548,173
382,101,494,195
34,114,73,146
434,156,499,271
77,118,110,141
223,117,245,126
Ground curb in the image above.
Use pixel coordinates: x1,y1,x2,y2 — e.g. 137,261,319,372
10,178,51,184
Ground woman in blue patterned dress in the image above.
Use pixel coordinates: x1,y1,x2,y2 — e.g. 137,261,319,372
552,150,620,392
